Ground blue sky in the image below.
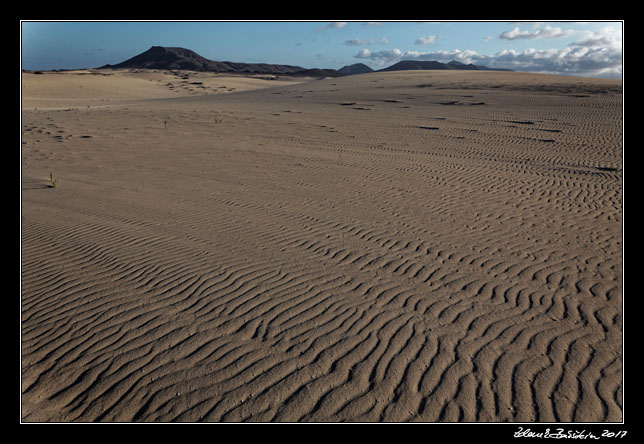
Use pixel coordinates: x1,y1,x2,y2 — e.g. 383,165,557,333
21,21,623,78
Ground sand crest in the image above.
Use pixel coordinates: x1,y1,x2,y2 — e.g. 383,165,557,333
21,69,622,422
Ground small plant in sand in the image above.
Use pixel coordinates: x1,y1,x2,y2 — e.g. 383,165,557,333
49,172,59,188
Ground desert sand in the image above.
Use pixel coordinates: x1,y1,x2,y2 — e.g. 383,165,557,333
21,68,622,422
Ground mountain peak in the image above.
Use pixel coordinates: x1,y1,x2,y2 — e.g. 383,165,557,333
101,46,215,71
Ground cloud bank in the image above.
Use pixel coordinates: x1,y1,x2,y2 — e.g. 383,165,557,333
354,26,621,78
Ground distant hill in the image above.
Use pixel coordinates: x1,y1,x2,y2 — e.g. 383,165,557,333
378,60,448,72
292,68,343,77
337,63,374,75
378,60,511,72
99,47,510,77
446,60,478,70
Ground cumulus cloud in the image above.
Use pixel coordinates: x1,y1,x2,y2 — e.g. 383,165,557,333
354,48,403,65
499,25,574,40
574,26,622,49
315,22,348,32
415,35,440,45
412,49,480,64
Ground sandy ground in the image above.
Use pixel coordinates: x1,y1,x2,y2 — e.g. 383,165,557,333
21,69,622,422
21,69,308,110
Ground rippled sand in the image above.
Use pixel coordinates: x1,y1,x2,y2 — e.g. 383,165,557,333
21,69,622,422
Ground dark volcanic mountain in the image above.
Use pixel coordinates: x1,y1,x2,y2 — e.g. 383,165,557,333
378,60,448,71
100,46,307,74
378,60,510,72
337,63,374,75
446,60,479,70
292,68,343,77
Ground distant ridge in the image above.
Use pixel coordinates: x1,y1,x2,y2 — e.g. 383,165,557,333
377,60,511,72
100,46,308,75
293,68,343,78
100,46,511,76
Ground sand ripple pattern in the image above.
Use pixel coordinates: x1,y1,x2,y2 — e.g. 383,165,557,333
21,71,622,422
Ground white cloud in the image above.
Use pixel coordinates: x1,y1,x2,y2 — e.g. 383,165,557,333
499,25,574,40
316,22,348,32
415,35,441,45
574,26,621,50
344,37,390,47
412,49,480,64
483,36,493,42
344,38,369,46
355,48,403,65
356,48,372,58
362,22,382,27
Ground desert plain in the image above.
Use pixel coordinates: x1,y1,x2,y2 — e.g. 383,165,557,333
21,68,622,422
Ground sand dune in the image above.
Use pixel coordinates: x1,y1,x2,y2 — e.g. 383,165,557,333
21,69,622,422
21,69,309,110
